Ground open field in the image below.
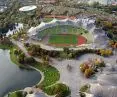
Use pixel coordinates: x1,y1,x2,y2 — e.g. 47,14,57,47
49,34,78,45
49,34,87,47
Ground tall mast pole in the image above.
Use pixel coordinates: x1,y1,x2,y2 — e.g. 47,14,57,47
36,0,38,6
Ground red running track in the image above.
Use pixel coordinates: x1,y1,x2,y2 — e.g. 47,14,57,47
77,35,87,46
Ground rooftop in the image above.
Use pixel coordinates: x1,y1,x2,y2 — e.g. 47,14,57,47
19,5,37,12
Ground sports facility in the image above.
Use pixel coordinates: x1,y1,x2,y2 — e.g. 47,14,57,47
37,25,88,47
49,34,78,46
28,18,94,47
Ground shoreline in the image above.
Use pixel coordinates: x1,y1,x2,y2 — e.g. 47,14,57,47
2,48,42,97
29,66,44,85
5,47,61,97
4,66,43,97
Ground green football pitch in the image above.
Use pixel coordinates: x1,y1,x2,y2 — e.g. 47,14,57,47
37,25,87,39
49,34,78,45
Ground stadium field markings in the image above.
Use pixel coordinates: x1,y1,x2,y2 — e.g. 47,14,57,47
49,34,87,47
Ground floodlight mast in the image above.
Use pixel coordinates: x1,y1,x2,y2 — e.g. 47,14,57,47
93,28,95,49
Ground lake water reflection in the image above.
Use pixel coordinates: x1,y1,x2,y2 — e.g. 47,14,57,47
0,49,41,97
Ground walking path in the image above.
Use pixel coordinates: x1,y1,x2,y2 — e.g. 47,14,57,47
11,39,117,97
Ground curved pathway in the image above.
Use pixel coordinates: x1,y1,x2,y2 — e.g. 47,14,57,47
11,39,43,63
11,39,117,97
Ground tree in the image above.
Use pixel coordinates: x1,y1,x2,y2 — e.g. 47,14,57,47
103,21,113,30
80,64,89,73
24,57,35,64
84,68,94,78
63,47,69,54
91,2,100,8
18,53,25,63
99,49,105,56
42,60,49,66
14,49,19,55
105,49,112,56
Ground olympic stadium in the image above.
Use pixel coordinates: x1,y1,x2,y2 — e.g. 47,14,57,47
27,17,109,48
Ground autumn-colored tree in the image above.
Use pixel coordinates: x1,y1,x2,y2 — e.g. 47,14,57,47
80,64,89,73
84,68,94,78
103,21,113,29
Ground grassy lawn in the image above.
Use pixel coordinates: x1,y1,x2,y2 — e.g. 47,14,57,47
49,34,78,45
8,91,23,97
44,83,70,96
0,44,12,49
8,93,17,97
33,63,60,88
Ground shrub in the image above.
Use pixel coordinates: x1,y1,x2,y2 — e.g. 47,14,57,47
80,84,90,92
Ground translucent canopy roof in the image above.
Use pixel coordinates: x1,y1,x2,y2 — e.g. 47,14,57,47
26,93,46,97
90,83,117,97
97,74,117,86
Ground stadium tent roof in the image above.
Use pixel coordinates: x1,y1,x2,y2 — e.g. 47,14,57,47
28,27,38,36
45,18,58,27
94,35,108,42
38,22,46,28
89,62,117,97
28,18,85,34
26,93,47,97
93,28,105,35
19,5,37,12
86,23,95,30
90,83,117,97
28,27,35,33
49,18,58,24
27,18,97,34
97,74,117,86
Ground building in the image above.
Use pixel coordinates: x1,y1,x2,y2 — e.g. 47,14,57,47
19,5,37,16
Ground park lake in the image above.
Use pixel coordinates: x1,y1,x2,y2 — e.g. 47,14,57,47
0,49,41,97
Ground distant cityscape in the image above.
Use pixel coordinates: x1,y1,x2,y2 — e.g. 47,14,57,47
1,0,117,6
